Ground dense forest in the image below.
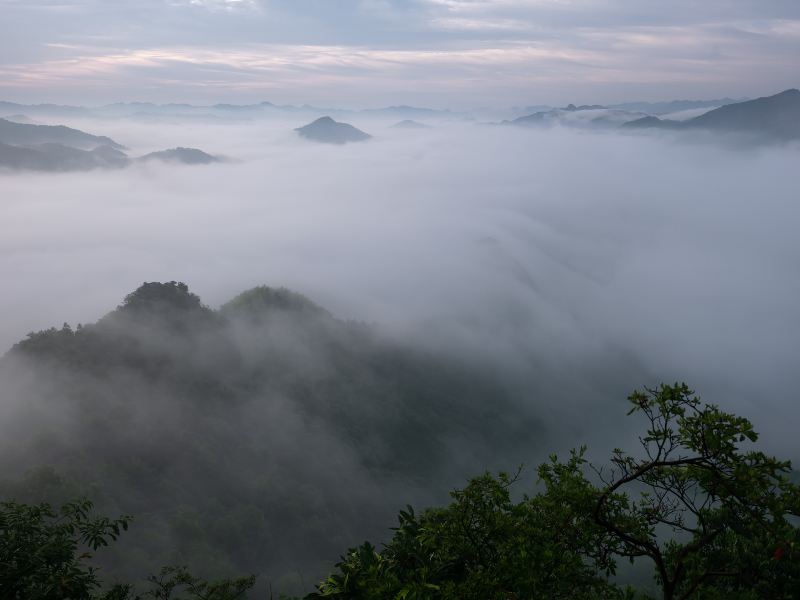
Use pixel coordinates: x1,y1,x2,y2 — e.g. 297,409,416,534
0,282,541,593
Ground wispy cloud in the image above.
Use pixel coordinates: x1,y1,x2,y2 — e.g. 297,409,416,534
0,1,798,104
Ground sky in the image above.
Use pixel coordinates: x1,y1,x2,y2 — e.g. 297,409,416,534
1,0,799,108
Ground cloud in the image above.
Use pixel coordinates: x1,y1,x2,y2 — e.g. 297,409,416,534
0,118,798,456
0,0,799,104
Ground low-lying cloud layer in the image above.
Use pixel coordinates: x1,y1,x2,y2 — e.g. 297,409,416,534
1,117,799,457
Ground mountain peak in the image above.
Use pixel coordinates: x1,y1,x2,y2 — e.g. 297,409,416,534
295,116,371,145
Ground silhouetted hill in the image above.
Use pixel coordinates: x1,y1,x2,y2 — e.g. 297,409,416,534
621,115,682,130
0,281,536,593
391,119,432,130
295,116,371,144
139,147,220,164
621,89,800,140
0,118,126,150
685,88,800,139
509,111,550,126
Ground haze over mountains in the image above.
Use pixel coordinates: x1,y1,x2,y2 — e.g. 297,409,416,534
1,85,799,596
0,282,537,592
0,117,221,171
503,89,800,142
3,89,797,172
0,117,125,150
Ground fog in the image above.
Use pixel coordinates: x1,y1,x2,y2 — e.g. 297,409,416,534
2,113,799,590
3,119,799,434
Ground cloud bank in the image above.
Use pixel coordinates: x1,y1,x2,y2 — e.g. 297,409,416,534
1,118,799,458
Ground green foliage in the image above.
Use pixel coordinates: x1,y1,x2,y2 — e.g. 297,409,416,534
0,498,255,600
119,282,206,315
220,286,329,320
580,383,800,600
137,565,255,600
310,383,800,600
308,469,627,599
0,499,130,599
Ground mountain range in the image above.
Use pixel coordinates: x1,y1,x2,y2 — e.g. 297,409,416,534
621,89,800,140
501,89,800,142
0,118,220,171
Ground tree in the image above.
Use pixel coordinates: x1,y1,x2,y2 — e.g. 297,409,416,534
311,383,800,600
138,565,255,600
0,499,131,599
0,498,257,600
308,469,627,599
582,383,800,600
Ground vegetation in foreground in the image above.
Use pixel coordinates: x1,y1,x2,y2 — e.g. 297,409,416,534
2,384,798,599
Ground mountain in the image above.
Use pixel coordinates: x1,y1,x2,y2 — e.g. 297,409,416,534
139,147,221,164
0,139,220,172
0,117,126,150
562,103,606,111
683,88,800,139
295,116,372,144
621,115,683,130
0,281,536,594
391,119,432,129
0,141,129,171
621,89,800,140
0,101,90,118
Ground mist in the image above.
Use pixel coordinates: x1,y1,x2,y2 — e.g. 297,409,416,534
1,114,799,591
3,118,799,423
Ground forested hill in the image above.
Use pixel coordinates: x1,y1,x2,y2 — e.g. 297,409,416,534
0,282,538,593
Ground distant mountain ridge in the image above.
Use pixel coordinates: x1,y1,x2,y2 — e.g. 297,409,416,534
0,117,126,150
622,89,800,140
0,117,221,172
1,100,454,121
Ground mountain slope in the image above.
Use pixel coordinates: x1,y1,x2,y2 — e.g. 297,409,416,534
0,282,537,594
0,141,129,171
391,119,432,129
295,116,372,144
684,88,800,139
139,147,220,164
0,118,126,150
621,89,800,140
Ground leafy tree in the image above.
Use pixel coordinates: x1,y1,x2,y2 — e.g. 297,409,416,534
308,468,627,599
0,499,130,599
137,565,255,600
582,383,800,600
311,383,800,600
0,498,256,600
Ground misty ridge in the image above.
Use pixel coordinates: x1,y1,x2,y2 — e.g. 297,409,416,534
1,85,800,598
0,281,537,592
2,88,800,172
